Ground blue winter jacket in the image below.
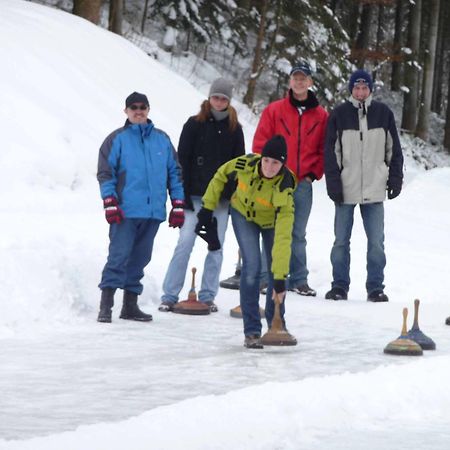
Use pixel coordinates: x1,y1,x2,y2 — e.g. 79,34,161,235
97,120,184,221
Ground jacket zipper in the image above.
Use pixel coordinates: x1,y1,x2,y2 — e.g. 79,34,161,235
297,114,302,176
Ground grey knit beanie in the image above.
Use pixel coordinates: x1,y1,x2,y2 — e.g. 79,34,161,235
209,78,233,100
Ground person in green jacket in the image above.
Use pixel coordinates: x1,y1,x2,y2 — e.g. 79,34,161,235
196,135,296,348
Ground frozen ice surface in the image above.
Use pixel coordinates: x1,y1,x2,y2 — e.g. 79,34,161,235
1,296,450,444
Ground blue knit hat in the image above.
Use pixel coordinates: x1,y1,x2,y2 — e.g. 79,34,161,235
348,70,373,93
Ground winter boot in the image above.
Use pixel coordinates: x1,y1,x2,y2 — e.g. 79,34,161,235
325,287,348,301
290,283,317,297
120,290,153,322
244,335,264,349
367,290,389,302
97,287,116,323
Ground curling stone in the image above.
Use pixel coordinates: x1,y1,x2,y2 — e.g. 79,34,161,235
260,294,297,346
384,308,423,356
406,299,436,350
172,268,210,316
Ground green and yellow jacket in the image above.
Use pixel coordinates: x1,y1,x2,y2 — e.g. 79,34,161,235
202,154,296,280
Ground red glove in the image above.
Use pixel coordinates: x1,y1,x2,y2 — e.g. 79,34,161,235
169,200,185,228
103,196,124,224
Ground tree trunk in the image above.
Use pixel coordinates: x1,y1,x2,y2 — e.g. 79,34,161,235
141,0,150,34
353,3,376,67
391,0,405,91
444,73,450,152
72,0,103,25
372,4,385,81
431,0,446,114
416,0,440,141
243,0,269,107
401,0,422,132
348,1,360,43
108,0,123,35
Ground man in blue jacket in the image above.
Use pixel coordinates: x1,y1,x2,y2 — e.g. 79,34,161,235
324,70,403,302
97,92,185,323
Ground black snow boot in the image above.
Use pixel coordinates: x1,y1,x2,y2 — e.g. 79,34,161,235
119,290,153,322
97,288,116,323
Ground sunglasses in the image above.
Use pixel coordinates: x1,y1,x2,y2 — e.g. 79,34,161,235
128,104,148,111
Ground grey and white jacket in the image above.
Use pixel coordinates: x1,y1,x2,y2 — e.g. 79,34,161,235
324,95,403,204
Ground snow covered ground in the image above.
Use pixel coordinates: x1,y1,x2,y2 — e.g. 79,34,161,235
1,1,450,449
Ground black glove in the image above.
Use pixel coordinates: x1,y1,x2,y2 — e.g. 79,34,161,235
387,177,402,200
387,187,401,200
329,191,343,205
195,208,221,251
195,208,213,231
273,279,286,294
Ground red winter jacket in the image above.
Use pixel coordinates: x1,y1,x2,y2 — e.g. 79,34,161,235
253,91,328,181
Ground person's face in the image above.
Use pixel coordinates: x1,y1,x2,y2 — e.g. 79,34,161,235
289,72,313,100
261,157,283,179
124,103,149,124
352,83,371,102
209,95,230,111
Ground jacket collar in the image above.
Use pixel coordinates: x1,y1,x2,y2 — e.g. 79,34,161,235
124,119,154,136
348,94,373,110
288,89,319,111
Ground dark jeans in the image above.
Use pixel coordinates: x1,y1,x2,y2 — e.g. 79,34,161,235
99,218,161,295
231,208,285,337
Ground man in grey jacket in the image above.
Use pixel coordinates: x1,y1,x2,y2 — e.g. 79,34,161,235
324,70,403,302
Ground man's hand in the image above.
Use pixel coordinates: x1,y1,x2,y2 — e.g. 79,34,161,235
103,196,124,224
328,191,343,205
387,176,402,200
168,200,185,228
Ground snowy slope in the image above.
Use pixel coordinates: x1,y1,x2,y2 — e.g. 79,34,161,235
1,1,450,449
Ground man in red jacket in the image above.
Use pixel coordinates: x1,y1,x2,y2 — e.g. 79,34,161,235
253,62,328,296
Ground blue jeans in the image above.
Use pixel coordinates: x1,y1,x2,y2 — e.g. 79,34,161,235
231,208,285,337
161,196,229,304
236,245,268,284
330,202,386,294
99,218,161,295
288,179,313,288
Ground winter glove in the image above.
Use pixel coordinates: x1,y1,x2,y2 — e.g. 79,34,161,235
195,208,221,251
387,175,402,200
103,196,124,224
387,186,401,200
387,177,402,200
328,191,343,205
168,200,185,228
195,207,213,232
273,279,286,294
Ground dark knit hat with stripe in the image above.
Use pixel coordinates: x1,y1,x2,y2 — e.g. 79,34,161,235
261,135,287,164
348,70,373,93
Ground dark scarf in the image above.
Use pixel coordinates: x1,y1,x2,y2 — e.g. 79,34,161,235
289,89,319,115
